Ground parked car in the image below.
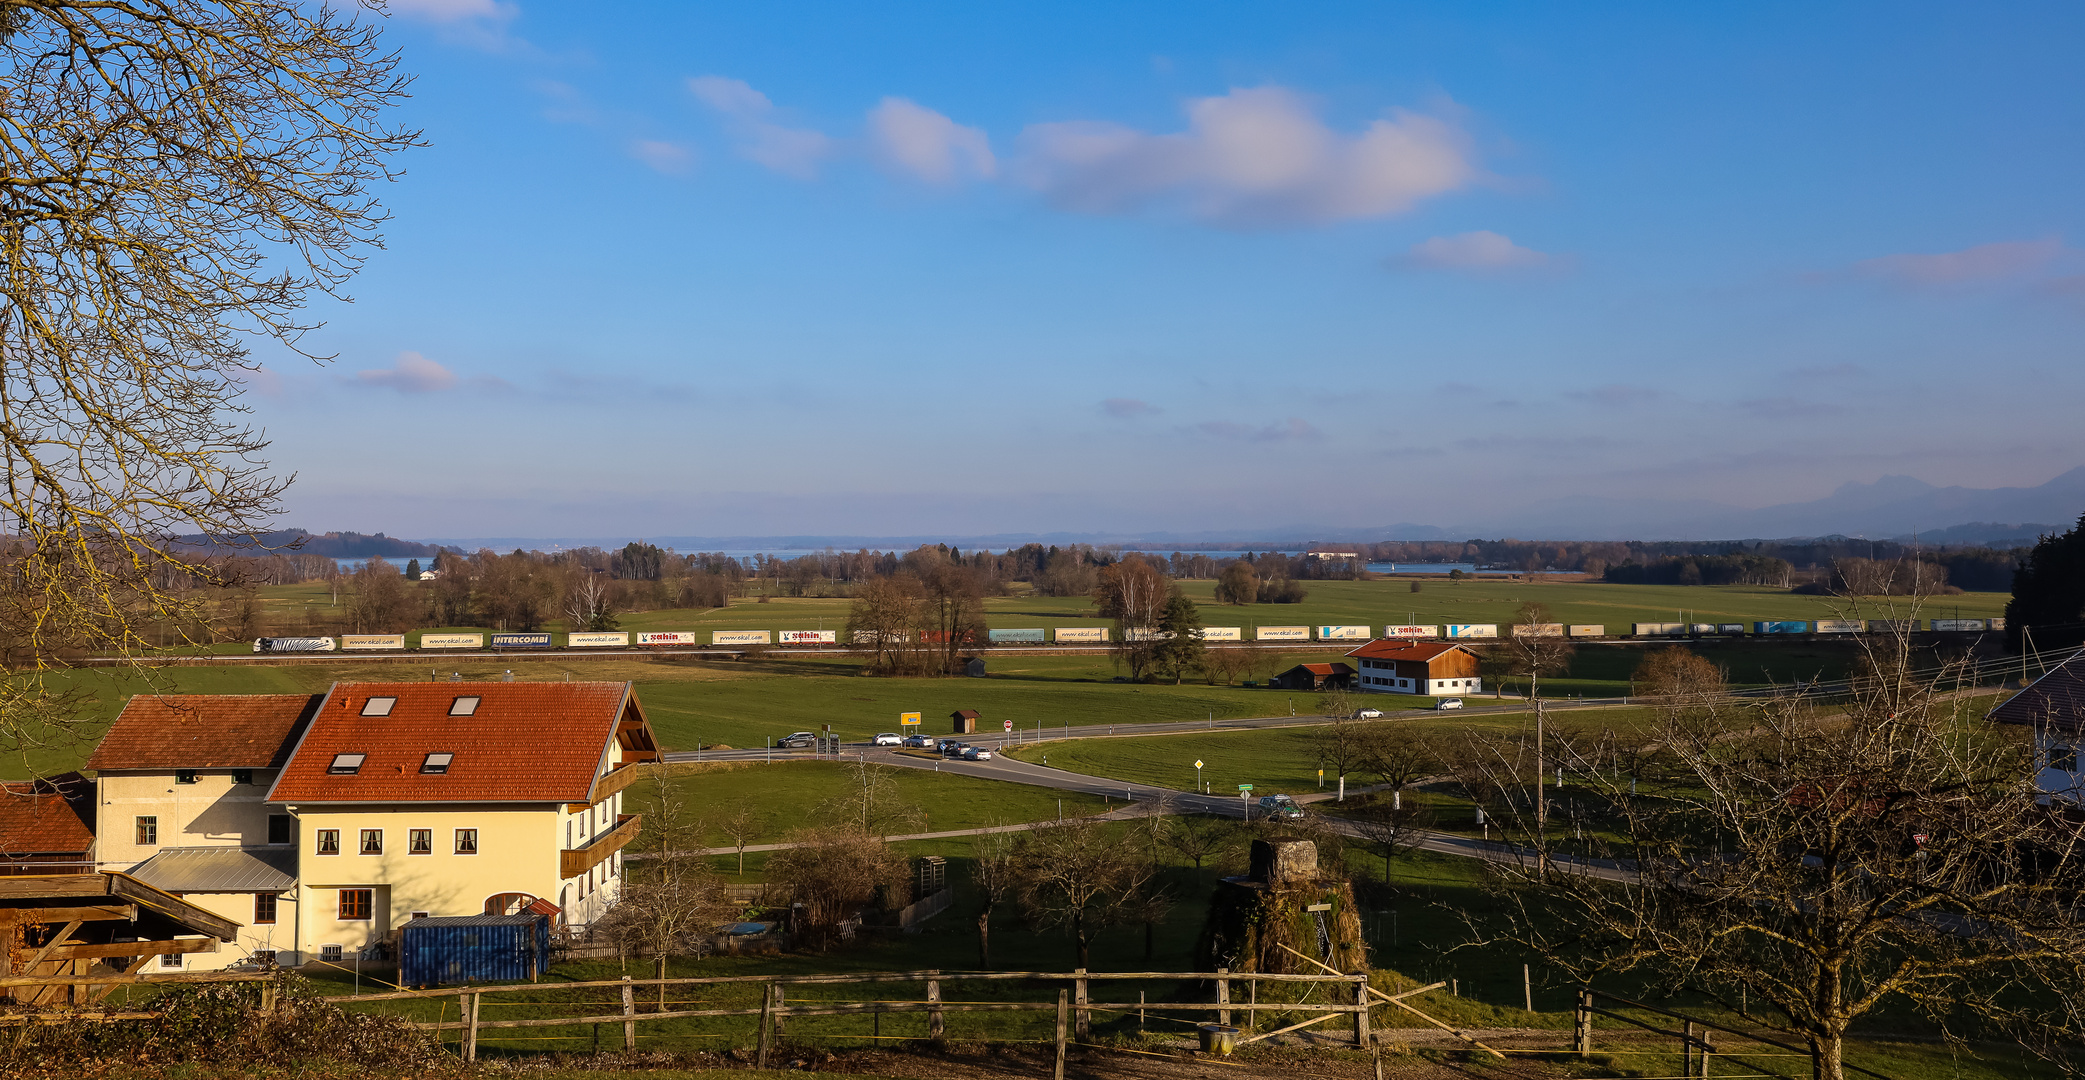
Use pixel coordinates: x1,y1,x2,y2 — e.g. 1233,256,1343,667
937,739,967,756
777,731,817,748
1256,794,1305,819
872,732,902,746
902,734,935,748
1351,708,1384,719
1435,698,1464,711
962,746,994,761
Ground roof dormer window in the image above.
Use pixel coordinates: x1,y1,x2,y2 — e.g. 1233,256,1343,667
360,697,396,716
327,753,366,775
449,696,480,716
420,752,453,774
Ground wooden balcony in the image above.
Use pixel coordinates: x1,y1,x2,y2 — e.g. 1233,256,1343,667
560,813,642,879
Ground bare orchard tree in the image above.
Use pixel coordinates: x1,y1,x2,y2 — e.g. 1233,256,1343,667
765,827,910,951
845,575,919,675
0,1,415,756
815,760,926,839
715,806,767,877
1491,625,2085,1080
1164,812,1233,877
968,827,1018,970
1361,728,1440,811
1094,554,1170,680
595,772,737,960
1347,798,1429,884
1309,713,1373,802
1504,601,1575,700
1012,817,1163,969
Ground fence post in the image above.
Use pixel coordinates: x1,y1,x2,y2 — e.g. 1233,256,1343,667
774,982,786,1039
621,975,636,1051
1139,989,1146,1032
1245,976,1256,1033
656,955,667,1012
1353,976,1371,1047
1574,988,1592,1056
1054,988,1069,1080
259,979,275,1016
1682,1019,1694,1078
464,991,481,1063
1216,967,1230,1027
757,983,773,1068
1699,1028,1715,1078
1074,967,1090,1041
927,972,945,1041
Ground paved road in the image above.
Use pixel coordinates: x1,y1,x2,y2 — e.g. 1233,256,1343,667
659,695,1630,765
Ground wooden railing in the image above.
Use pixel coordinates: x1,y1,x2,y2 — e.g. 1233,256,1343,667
559,813,642,878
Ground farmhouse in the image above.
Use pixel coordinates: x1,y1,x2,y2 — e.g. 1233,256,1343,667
1988,649,2085,807
1345,640,1484,696
0,773,95,875
1269,663,1355,691
80,682,659,970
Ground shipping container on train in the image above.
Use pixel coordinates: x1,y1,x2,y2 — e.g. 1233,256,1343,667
1865,619,1921,634
491,632,553,649
567,632,629,648
777,630,838,645
1315,625,1371,641
635,631,700,647
987,628,1047,644
850,630,909,645
1717,624,1747,635
1197,627,1243,641
419,633,483,650
1384,625,1437,639
712,630,772,646
1633,623,1687,637
1753,621,1808,635
1443,624,1498,639
1510,623,1565,638
340,634,405,651
1990,617,2008,630
1813,619,1865,634
1931,619,1989,632
1566,624,1605,638
253,636,336,653
1256,626,1310,641
1055,627,1109,643
1689,624,1719,635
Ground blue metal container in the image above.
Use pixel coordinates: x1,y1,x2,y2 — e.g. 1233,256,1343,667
1753,621,1809,635
398,913,551,986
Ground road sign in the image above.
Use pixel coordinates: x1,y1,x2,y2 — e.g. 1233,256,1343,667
1004,719,1013,732
1237,784,1254,792
1194,760,1204,769
900,712,921,726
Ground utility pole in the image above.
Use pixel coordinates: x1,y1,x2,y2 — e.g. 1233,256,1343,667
1535,696,1546,873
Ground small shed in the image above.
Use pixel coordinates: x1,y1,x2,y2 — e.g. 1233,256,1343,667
1269,663,1356,692
399,912,551,987
950,709,980,734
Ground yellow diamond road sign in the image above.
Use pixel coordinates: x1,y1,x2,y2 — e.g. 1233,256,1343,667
1194,760,1204,769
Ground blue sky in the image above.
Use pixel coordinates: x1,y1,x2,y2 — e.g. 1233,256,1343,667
256,1,2085,539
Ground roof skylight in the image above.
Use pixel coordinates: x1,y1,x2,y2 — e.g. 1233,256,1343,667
360,697,396,717
420,753,453,775
449,696,480,716
327,753,366,775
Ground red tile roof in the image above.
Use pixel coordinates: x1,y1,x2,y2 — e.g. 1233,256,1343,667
1295,663,1355,676
268,682,653,804
1344,640,1472,662
87,694,321,771
0,774,96,855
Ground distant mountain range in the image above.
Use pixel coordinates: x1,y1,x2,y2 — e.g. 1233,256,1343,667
378,466,2085,552
179,529,452,558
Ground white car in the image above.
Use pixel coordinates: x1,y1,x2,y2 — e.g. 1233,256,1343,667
1436,698,1464,711
1352,708,1384,719
872,732,902,746
961,746,994,761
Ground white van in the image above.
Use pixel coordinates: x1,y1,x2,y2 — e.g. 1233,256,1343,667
1436,698,1464,711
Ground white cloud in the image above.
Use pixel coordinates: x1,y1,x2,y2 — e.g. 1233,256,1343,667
1854,238,2063,285
1015,86,1480,226
867,98,996,184
357,352,459,393
1195,417,1321,442
1396,230,1552,271
388,0,525,52
687,75,835,179
630,139,695,176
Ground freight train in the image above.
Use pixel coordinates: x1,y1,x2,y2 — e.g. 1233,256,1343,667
251,617,2003,653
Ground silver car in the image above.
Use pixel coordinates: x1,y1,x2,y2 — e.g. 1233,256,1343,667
961,746,994,761
872,732,902,746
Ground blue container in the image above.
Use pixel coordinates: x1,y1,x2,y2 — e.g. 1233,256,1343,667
1753,621,1809,635
399,913,551,986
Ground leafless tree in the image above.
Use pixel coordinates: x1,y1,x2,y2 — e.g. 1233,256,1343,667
766,826,910,950
845,575,919,675
1095,554,1171,680
1361,729,1440,811
562,573,620,633
0,0,415,755
816,760,925,839
969,827,1018,970
596,773,737,959
1309,714,1371,801
715,806,767,877
1012,817,1164,968
1347,799,1429,883
1164,812,1232,876
1488,622,2085,1080
1504,601,1575,700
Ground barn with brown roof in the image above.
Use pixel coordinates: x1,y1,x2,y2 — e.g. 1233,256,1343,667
1269,663,1356,692
1988,648,2085,807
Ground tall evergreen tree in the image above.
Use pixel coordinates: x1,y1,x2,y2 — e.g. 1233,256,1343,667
2005,514,2085,653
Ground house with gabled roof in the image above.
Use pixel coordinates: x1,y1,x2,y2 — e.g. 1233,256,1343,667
1988,649,2085,807
1344,640,1484,696
83,693,320,969
0,772,96,875
267,681,659,966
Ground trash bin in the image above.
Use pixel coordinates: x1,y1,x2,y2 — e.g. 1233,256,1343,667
1197,1023,1239,1055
